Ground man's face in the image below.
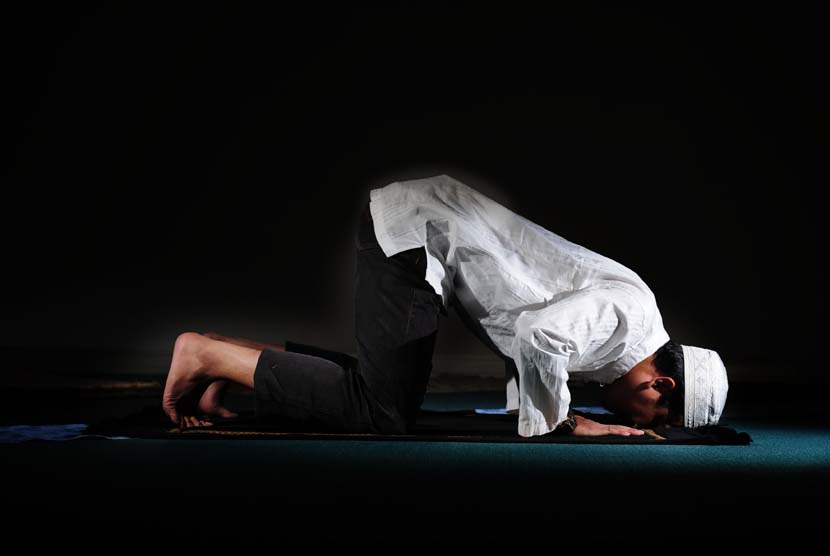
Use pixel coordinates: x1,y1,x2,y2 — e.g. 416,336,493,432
604,392,670,427
601,364,675,427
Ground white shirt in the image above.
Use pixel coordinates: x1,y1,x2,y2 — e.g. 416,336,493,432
369,174,670,437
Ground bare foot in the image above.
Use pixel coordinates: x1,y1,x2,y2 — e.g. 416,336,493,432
198,379,239,420
162,332,213,428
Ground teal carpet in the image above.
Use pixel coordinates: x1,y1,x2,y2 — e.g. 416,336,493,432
2,390,828,548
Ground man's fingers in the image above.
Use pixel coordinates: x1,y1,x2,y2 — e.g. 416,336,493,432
609,425,644,436
571,416,646,437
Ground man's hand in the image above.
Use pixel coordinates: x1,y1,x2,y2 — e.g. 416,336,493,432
570,415,645,437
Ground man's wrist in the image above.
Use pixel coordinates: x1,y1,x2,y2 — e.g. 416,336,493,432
553,411,578,434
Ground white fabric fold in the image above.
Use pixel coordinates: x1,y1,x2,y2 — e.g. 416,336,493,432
370,174,671,437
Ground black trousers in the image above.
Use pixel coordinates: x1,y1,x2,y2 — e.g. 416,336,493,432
252,200,446,434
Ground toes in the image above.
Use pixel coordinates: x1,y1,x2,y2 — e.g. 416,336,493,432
181,415,212,429
164,406,180,427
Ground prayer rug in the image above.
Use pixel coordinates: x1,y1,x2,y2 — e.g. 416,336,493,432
81,405,752,444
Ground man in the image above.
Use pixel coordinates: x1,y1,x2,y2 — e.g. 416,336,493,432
163,174,728,437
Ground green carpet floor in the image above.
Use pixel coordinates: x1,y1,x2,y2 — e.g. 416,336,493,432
2,389,828,549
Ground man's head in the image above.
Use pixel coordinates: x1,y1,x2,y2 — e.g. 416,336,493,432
601,340,684,427
601,340,729,428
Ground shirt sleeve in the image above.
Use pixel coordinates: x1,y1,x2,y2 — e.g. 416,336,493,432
508,283,647,437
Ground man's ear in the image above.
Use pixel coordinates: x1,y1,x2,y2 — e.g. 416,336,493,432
652,376,676,394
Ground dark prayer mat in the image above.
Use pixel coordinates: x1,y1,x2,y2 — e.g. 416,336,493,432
82,405,752,445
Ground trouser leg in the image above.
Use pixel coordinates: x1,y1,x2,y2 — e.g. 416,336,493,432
354,201,444,434
251,199,443,434
253,347,378,433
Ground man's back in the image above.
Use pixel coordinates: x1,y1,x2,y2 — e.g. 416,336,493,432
369,174,660,356
369,174,670,434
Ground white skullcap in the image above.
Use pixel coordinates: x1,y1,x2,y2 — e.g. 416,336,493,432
681,345,729,428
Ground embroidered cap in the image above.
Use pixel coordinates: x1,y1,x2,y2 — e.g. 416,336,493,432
681,345,729,428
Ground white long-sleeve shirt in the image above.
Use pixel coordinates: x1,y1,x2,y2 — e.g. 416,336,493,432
369,174,670,437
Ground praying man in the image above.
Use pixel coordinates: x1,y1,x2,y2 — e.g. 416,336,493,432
162,174,729,437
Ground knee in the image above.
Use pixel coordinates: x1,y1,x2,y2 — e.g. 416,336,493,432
366,399,410,435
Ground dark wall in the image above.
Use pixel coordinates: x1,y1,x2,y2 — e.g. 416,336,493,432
3,5,821,382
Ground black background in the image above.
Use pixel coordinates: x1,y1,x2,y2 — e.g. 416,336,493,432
3,4,822,383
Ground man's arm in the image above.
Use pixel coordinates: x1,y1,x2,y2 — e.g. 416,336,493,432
505,358,519,414
509,284,648,438
510,325,571,437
